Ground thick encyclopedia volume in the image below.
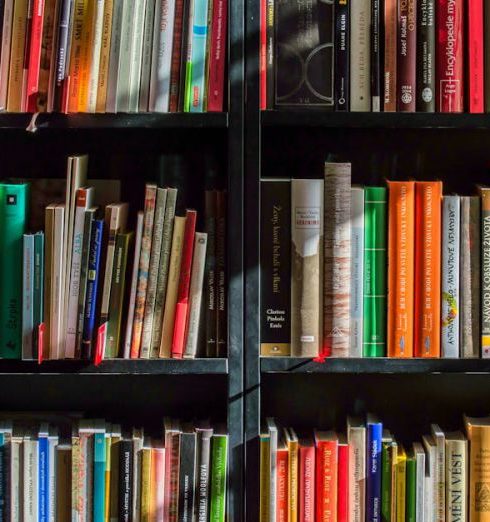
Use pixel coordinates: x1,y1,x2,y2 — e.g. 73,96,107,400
397,0,416,111
480,187,490,357
350,0,370,110
260,179,291,356
416,0,435,111
335,0,349,111
436,0,463,112
350,187,364,357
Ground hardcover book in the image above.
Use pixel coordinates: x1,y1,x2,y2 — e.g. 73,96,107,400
397,0,416,111
383,0,397,110
417,0,435,111
315,431,338,522
22,234,35,360
350,0,370,110
480,187,490,357
350,187,364,357
468,0,484,112
445,431,467,522
367,415,383,522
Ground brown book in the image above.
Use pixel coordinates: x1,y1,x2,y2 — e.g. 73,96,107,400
384,0,397,111
397,0,417,111
56,444,72,520
168,0,186,112
7,0,28,111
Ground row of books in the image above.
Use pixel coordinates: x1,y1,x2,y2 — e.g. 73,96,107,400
260,415,487,522
260,164,487,359
0,0,227,114
0,154,227,361
0,414,228,521
261,0,483,112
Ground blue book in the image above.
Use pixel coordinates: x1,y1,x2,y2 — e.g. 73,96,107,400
188,0,210,113
82,219,104,360
22,234,35,360
93,431,107,522
366,414,383,522
38,424,49,522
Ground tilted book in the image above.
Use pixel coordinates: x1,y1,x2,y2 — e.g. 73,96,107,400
480,187,490,357
350,187,364,357
291,179,323,357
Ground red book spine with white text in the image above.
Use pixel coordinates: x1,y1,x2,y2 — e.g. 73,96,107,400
315,438,338,522
437,0,464,111
171,209,197,358
337,442,349,522
299,443,315,522
207,0,227,112
468,0,483,112
277,447,289,522
26,0,45,111
259,0,266,109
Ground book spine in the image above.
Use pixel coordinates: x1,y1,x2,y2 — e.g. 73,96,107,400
260,180,291,356
370,0,381,111
209,435,228,522
22,234,35,360
189,0,210,112
6,0,28,111
397,0,416,111
184,233,208,358
481,189,490,357
291,179,324,357
406,455,416,522
445,439,467,522
81,219,104,359
436,0,463,112
10,438,21,521
33,233,44,353
350,188,364,357
95,0,114,112
38,436,48,522
207,0,226,111
52,0,71,111
468,426,485,522
169,433,181,521
140,448,151,521
259,436,271,522
216,195,227,356
485,0,490,111
277,449,289,521
414,182,442,357
433,432,446,522
265,0,273,109
396,452,406,522
87,0,104,113
468,0,484,112
127,0,147,112
205,191,218,356
350,0,370,111
460,197,480,358
335,0,349,111
24,439,39,522
324,164,351,357
416,0,435,111
0,434,6,522
387,181,415,357
115,0,133,112
138,0,156,112
363,187,387,357
49,205,65,360
77,0,96,112
0,0,14,110
300,445,315,522
66,0,86,112
183,0,195,112
259,0,266,110
381,442,392,522
348,427,366,522
288,439,299,522
44,0,60,112
195,430,212,522
93,432,106,522
168,0,186,111
441,196,460,358
415,449,425,522
105,0,123,112
338,444,349,522
367,424,382,522
26,0,44,108
152,448,165,521
316,439,338,522
383,0,396,110
118,440,132,522
178,433,197,521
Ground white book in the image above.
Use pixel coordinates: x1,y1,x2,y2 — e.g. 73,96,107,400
423,435,436,522
445,432,467,522
106,0,125,112
51,204,66,360
139,0,157,111
0,0,14,110
48,428,59,522
350,187,364,357
347,417,366,522
350,0,371,111
123,211,144,358
414,442,426,522
11,429,23,522
128,0,148,112
149,0,177,112
116,0,134,112
22,234,35,360
184,232,208,358
87,0,106,113
65,187,95,358
266,418,278,522
441,195,460,358
23,436,39,522
431,424,446,522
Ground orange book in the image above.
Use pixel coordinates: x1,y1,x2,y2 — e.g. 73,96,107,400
414,181,443,357
150,443,165,521
77,0,95,111
67,0,88,112
277,441,289,522
387,181,415,357
315,431,338,522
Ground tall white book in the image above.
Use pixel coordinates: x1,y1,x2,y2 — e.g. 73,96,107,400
350,187,364,357
128,0,148,112
441,195,460,358
414,442,426,522
431,424,446,522
87,0,106,113
51,204,66,360
422,434,436,522
23,435,39,522
347,417,366,522
350,0,371,111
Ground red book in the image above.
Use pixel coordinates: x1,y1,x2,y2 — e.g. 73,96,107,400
171,209,197,358
277,442,289,522
468,0,483,112
315,431,338,522
169,0,186,112
26,0,45,111
299,437,315,522
207,0,227,112
259,0,266,109
437,0,464,111
397,0,416,111
337,437,349,522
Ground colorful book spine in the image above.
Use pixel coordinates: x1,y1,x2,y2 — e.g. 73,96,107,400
0,0,14,110
436,0,463,112
334,0,349,111
25,0,45,110
95,0,114,112
337,439,349,522
324,163,351,357
387,181,415,357
207,0,227,111
87,0,105,113
277,446,289,521
350,187,364,357
363,187,387,357
38,429,48,522
481,187,490,357
416,0,435,111
259,0,266,110
265,0,274,109
441,196,460,358
52,0,72,111
414,181,442,357
0,183,28,359
22,234,35,360
93,432,106,522
315,434,338,522
168,0,186,111
286,430,299,522
367,418,383,522
468,0,484,112
300,440,315,522
397,0,416,111
383,0,397,110
188,0,210,112
6,0,28,112
209,434,228,522
395,447,406,522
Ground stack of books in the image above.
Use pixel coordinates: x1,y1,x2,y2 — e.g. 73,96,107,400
0,414,228,521
0,0,227,113
261,162,489,358
0,154,227,361
260,415,489,522
261,0,483,112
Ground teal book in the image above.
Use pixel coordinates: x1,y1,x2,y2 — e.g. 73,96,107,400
93,431,107,522
363,187,387,357
405,450,416,522
0,183,29,359
188,0,210,113
209,431,228,522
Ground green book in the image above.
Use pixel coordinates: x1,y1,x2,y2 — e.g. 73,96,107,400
106,232,133,358
93,431,107,522
0,182,29,358
381,435,394,522
405,450,416,522
363,186,387,357
209,431,228,522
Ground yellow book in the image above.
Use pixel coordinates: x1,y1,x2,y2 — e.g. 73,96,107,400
71,434,80,520
465,416,490,522
7,0,28,111
77,0,96,111
140,446,152,522
96,0,114,112
260,433,271,522
104,434,111,521
286,428,299,522
67,0,88,112
159,216,186,358
396,446,406,522
390,441,399,522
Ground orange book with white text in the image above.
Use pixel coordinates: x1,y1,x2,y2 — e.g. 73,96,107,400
315,431,338,522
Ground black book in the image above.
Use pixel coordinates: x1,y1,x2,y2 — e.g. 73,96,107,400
334,0,350,111
178,429,197,522
416,0,435,111
260,179,291,356
216,191,227,357
194,428,213,522
370,0,381,111
118,439,133,522
266,0,275,108
205,190,218,357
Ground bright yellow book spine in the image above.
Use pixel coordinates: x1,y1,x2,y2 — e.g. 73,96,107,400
140,448,152,522
288,438,299,522
96,0,114,112
77,0,96,111
260,435,271,522
396,447,406,522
